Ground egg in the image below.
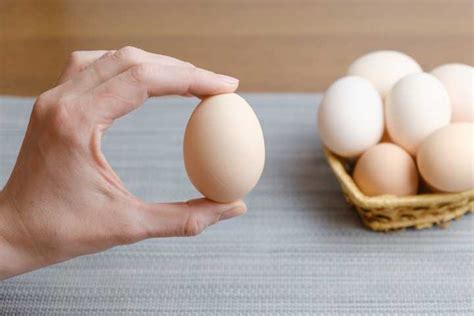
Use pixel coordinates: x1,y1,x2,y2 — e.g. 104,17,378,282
183,93,265,203
431,63,474,122
417,123,474,193
353,143,418,196
347,50,422,98
318,76,384,157
386,72,451,155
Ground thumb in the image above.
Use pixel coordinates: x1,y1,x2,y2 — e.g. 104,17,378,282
137,198,247,238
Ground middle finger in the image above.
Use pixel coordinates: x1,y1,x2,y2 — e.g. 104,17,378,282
51,46,192,99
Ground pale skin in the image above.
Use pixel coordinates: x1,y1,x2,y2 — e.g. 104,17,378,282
0,47,247,280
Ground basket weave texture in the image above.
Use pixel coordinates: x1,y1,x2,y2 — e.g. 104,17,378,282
324,148,474,231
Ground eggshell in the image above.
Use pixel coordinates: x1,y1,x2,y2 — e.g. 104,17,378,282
353,143,418,196
348,50,422,98
386,72,451,155
431,63,474,122
318,76,384,157
417,123,474,193
183,93,265,203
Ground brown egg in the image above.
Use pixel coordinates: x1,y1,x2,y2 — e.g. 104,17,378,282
417,123,474,192
183,93,265,203
353,143,419,196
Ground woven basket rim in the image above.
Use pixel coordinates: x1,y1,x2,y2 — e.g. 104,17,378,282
323,147,474,209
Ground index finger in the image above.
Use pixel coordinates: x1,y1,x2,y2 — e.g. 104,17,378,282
82,63,239,121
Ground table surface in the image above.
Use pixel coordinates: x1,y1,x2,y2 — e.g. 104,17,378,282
0,94,472,315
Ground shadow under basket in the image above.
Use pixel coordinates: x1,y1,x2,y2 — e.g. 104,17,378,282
323,148,474,231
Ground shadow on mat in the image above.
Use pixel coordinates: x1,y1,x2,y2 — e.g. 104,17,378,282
287,134,366,231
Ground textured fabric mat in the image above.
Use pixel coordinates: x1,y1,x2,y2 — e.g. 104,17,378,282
0,94,472,315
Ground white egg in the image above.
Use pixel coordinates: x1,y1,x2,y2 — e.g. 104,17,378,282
348,50,422,98
386,72,451,155
431,63,474,122
318,76,384,157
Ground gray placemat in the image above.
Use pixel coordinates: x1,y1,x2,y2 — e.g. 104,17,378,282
0,94,472,315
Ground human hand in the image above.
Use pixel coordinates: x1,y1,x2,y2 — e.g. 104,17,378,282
0,47,246,280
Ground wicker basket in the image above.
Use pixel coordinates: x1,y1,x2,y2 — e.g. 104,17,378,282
323,148,474,231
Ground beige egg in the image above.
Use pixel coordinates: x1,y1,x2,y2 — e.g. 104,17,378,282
347,50,422,98
386,72,451,155
417,123,474,193
183,93,265,203
431,63,474,122
353,143,419,196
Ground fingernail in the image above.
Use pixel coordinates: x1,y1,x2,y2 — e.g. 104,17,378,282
216,74,239,85
220,205,246,221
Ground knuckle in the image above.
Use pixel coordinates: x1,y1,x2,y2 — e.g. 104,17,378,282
32,92,54,120
183,62,196,69
183,212,203,237
101,50,116,59
46,102,81,144
35,92,52,110
37,91,54,105
186,64,198,75
50,102,71,129
179,67,197,94
129,63,153,83
115,46,142,63
68,50,84,66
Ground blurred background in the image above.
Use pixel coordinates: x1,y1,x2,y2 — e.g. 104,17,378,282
0,0,472,96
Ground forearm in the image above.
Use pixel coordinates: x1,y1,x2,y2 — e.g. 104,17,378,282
0,191,44,280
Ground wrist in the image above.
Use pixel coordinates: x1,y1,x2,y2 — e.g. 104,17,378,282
0,190,46,280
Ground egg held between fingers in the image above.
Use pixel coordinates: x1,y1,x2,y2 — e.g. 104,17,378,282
183,93,265,203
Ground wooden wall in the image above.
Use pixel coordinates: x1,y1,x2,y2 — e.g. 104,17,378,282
0,0,473,95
